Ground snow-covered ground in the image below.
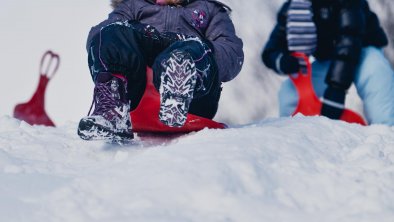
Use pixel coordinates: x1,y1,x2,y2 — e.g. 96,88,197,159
1,115,394,221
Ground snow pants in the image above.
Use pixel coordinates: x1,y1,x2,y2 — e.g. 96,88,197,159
279,47,394,125
87,20,221,119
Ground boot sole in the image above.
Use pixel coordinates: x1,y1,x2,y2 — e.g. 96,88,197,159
78,118,134,141
159,50,197,127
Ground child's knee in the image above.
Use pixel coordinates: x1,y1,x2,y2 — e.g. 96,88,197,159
356,47,393,83
360,47,388,68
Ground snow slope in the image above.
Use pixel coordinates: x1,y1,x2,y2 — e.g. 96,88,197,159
1,115,394,222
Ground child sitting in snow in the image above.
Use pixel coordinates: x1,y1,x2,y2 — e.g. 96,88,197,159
262,0,394,125
78,0,244,140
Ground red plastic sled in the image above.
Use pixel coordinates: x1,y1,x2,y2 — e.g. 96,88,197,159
130,67,227,133
13,50,60,126
290,52,367,125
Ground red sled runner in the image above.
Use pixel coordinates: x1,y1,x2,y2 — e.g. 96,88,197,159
290,52,367,125
13,50,60,127
130,67,227,133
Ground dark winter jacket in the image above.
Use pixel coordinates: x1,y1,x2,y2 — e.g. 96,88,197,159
262,0,388,91
87,0,244,82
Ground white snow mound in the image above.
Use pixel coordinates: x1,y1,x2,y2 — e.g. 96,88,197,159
1,115,394,222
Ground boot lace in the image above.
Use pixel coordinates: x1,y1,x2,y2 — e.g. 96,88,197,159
88,80,124,121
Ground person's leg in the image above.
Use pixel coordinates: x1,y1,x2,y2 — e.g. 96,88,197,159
88,20,167,110
278,59,330,116
188,69,221,119
79,21,167,140
152,38,218,125
310,60,331,98
354,47,394,125
278,78,298,117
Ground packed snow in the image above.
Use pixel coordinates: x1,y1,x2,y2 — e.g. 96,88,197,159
1,0,394,221
1,115,394,221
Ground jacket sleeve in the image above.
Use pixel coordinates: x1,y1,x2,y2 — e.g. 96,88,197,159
86,1,137,51
363,0,388,47
205,6,244,82
325,0,365,90
261,2,290,74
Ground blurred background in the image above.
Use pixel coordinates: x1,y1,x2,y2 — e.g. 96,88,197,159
0,0,392,126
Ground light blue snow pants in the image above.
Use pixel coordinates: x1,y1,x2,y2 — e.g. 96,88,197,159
278,47,394,125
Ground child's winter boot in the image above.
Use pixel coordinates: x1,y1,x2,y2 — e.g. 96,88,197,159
78,72,133,140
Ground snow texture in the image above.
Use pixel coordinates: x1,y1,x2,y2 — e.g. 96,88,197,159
1,115,394,221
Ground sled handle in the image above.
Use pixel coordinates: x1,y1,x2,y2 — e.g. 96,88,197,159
39,50,60,79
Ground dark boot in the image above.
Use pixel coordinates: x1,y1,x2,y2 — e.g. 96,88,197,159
78,73,133,140
158,49,197,127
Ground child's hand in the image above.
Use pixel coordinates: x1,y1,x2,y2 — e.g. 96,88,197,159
279,54,300,74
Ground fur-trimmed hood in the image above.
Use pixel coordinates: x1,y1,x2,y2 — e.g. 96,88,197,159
111,0,125,8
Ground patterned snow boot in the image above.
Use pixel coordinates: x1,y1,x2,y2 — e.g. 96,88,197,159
78,72,133,141
158,49,197,127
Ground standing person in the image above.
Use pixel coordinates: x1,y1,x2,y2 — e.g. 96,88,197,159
78,0,244,140
262,0,394,125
